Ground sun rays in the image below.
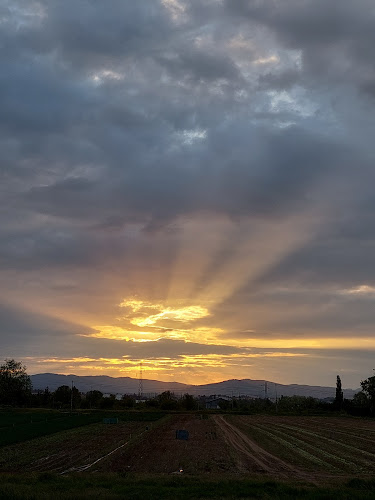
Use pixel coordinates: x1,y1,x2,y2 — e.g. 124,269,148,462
84,210,321,355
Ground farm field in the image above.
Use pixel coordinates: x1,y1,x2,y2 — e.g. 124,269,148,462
0,411,164,473
96,413,237,475
2,412,375,498
219,414,375,480
0,409,164,447
97,413,375,480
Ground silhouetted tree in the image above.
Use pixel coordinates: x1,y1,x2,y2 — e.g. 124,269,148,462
278,395,319,413
121,394,135,408
334,375,344,410
54,385,81,409
54,385,71,407
178,393,197,411
360,372,375,415
0,359,31,406
85,390,103,408
30,388,52,408
100,394,116,409
349,391,370,416
157,391,178,410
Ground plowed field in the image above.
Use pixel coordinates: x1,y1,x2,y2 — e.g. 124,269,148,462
223,415,375,479
96,414,237,474
2,413,375,483
97,414,375,480
0,420,147,474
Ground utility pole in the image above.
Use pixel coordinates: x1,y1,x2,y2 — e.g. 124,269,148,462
275,383,278,413
138,362,143,399
264,381,268,400
70,380,73,413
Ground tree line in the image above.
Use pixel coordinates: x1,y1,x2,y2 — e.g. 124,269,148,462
2,359,375,416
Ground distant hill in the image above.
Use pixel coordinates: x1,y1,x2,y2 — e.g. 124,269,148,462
30,373,359,400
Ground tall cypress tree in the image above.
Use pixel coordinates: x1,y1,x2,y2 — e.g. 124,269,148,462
335,375,344,410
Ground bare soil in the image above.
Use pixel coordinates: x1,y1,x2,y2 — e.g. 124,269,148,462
97,414,238,475
228,415,375,479
214,415,304,479
0,420,145,473
3,413,375,484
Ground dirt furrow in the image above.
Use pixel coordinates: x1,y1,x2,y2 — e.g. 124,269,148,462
214,415,303,478
267,422,375,465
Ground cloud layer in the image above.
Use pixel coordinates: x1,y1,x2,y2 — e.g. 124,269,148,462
1,0,375,387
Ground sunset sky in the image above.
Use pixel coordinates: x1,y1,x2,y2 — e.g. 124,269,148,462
2,0,375,388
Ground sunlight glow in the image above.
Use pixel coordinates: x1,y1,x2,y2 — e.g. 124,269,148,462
91,70,124,84
254,55,280,65
161,0,186,22
343,285,375,295
131,305,209,327
194,214,315,305
119,299,162,312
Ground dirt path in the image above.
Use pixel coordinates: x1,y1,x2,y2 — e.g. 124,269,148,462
214,415,307,480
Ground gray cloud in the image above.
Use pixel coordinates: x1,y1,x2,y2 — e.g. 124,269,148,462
1,0,375,387
224,0,375,94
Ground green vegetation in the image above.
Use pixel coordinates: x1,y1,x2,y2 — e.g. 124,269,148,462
0,410,164,447
3,359,375,419
0,474,375,499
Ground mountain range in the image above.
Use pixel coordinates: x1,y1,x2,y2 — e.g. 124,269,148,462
30,373,360,400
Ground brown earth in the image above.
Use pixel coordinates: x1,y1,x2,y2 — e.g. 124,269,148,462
227,415,375,478
97,414,238,475
214,415,304,479
2,413,375,483
0,420,146,474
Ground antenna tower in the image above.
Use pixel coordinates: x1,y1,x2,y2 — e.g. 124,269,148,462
138,362,143,399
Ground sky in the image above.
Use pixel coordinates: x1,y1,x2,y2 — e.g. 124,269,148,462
1,0,375,389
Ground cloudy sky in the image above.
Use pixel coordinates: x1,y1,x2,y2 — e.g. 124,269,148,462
1,0,375,388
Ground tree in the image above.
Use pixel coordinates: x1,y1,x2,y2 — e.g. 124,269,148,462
334,375,344,410
54,385,71,407
85,390,103,409
178,393,197,411
121,394,135,408
360,373,375,415
53,385,81,409
0,359,32,406
157,391,178,410
100,394,116,409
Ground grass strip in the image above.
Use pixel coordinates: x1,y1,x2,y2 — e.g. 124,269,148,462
1,473,375,499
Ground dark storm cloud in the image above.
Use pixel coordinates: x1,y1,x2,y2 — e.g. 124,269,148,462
0,0,375,382
156,47,241,83
20,125,348,224
0,303,83,354
258,69,301,91
0,0,371,231
1,1,170,65
224,0,375,94
255,206,375,289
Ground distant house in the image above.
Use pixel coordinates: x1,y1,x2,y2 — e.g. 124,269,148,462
205,398,229,410
103,393,122,400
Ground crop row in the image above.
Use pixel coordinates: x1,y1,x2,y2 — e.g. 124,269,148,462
231,416,375,474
